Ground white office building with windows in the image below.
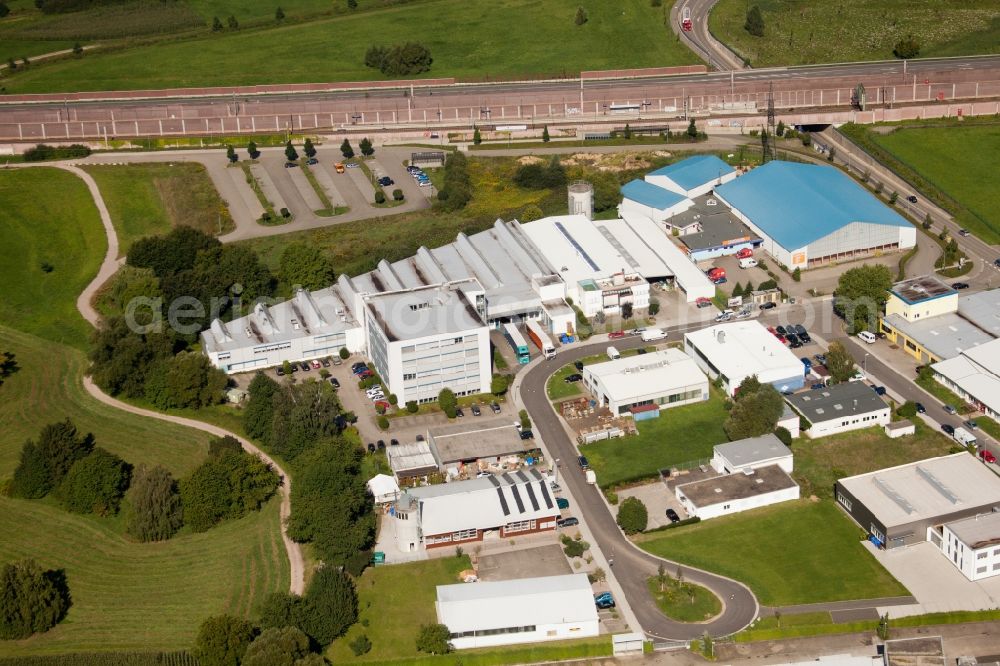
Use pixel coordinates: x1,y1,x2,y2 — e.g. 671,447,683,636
940,512,1000,581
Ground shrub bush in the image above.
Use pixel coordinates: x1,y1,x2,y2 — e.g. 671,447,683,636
392,188,404,201
406,400,418,413
774,426,792,447
377,416,390,430
374,190,386,204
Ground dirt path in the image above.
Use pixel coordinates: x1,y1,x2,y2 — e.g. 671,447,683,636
12,161,307,596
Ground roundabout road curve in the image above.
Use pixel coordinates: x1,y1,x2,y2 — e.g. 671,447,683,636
519,330,759,640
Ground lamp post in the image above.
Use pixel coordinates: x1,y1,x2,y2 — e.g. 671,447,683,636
864,353,869,374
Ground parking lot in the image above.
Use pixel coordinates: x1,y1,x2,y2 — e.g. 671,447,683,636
477,544,571,582
616,480,689,529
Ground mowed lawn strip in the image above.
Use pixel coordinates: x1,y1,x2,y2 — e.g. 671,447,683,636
0,496,287,656
637,500,908,606
709,0,1000,67
580,392,729,488
82,163,234,254
0,167,105,349
1,0,698,93
868,124,1000,243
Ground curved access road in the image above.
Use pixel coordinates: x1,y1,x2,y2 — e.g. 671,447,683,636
17,160,307,596
519,332,758,640
670,0,746,71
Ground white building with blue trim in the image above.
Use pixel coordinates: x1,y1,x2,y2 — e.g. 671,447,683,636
644,154,737,198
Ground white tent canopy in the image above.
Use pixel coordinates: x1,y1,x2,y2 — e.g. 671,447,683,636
367,474,400,504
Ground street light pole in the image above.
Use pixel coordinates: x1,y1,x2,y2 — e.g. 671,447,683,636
864,353,869,374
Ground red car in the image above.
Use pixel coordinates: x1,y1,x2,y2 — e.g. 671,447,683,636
981,450,997,464
736,248,753,259
608,330,626,339
358,369,374,379
374,400,391,411
695,297,712,308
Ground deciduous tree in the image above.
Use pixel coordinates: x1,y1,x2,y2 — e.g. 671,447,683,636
415,623,452,654
0,559,70,639
834,264,892,334
124,465,184,542
744,5,764,36
438,387,457,418
279,243,334,290
724,381,784,440
242,626,312,666
616,496,648,534
193,615,257,666
825,341,857,384
297,567,357,645
57,447,131,516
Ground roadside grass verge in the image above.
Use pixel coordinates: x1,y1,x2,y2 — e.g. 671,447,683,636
0,0,697,93
300,163,342,216
839,121,1000,243
580,389,729,489
708,0,1000,67
0,167,105,349
636,500,908,606
82,163,233,254
791,422,955,500
547,363,584,401
646,576,721,623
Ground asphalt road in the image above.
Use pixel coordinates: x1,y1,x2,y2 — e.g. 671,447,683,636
670,0,745,71
519,328,759,641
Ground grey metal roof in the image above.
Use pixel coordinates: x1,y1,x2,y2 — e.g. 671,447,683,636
676,195,759,251
363,280,486,342
882,312,994,360
946,511,1000,549
958,288,1000,337
785,381,888,422
714,434,791,468
677,464,797,506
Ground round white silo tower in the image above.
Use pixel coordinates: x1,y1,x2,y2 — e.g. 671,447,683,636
567,181,594,220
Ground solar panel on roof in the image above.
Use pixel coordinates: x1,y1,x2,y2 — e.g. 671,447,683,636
554,221,600,272
501,473,515,486
496,487,510,516
515,471,530,483
538,481,554,509
487,475,501,487
523,482,540,511
509,485,526,514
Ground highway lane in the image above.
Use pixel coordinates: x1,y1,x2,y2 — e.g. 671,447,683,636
520,329,759,641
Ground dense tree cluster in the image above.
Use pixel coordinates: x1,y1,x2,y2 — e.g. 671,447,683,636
244,375,343,461
364,42,432,76
436,151,472,211
724,376,784,440
259,567,358,646
834,264,892,334
279,243,335,291
143,351,228,410
180,437,280,532
193,614,257,666
11,419,94,499
0,559,70,639
513,156,566,189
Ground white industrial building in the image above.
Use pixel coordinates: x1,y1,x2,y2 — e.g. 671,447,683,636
619,178,693,225
644,154,737,198
582,348,708,416
715,161,916,269
684,321,805,396
835,453,1000,549
932,337,1000,422
785,382,891,438
711,434,793,475
436,574,599,649
940,512,1000,581
676,464,800,520
391,469,559,551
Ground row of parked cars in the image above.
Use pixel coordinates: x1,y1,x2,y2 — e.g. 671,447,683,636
276,355,341,376
767,323,812,348
406,165,433,187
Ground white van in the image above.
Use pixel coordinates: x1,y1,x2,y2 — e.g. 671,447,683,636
641,328,667,342
606,345,620,360
738,257,758,269
857,331,877,344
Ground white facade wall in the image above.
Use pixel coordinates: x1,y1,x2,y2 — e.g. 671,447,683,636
205,325,366,374
618,197,693,226
940,525,1000,581
450,619,600,650
646,171,737,199
366,319,491,405
678,484,800,520
805,407,891,438
584,374,708,416
711,452,793,475
777,411,801,439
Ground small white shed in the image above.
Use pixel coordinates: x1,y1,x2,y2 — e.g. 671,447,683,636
366,474,400,504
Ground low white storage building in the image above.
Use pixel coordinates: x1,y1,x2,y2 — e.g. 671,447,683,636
582,348,708,416
436,574,599,649
366,474,400,504
676,464,800,520
644,154,737,198
684,321,805,396
785,382,890,438
711,434,793,475
940,512,1000,581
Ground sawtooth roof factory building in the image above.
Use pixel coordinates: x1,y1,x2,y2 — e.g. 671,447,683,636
715,161,916,269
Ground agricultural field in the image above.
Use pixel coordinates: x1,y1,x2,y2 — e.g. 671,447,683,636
637,500,908,606
0,168,105,349
82,163,234,255
855,122,1000,243
710,0,1000,67
0,167,287,656
0,0,698,93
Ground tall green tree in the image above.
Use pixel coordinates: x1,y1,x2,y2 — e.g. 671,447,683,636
181,450,279,532
416,623,452,654
724,382,784,440
284,141,299,162
247,140,260,160
303,138,316,158
0,349,16,386
298,567,358,645
0,559,70,639
193,615,258,666
274,6,284,21
574,6,588,25
267,381,342,460
744,5,764,36
227,14,239,29
124,465,184,542
211,16,223,31
144,351,227,410
242,626,312,666
834,264,892,334
825,341,857,383
226,145,238,163
279,243,334,290
340,139,354,159
359,137,374,157
11,419,93,499
438,387,457,418
687,118,698,138
57,448,132,516
244,373,281,441
472,127,482,145
616,497,648,534
542,126,550,142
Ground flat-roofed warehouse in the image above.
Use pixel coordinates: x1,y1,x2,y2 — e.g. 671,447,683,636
684,321,804,396
675,464,800,520
582,347,708,416
715,161,916,269
834,453,1000,549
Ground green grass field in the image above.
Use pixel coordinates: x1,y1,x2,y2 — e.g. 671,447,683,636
580,392,729,489
0,167,288,656
638,501,907,606
0,0,697,93
0,168,105,349
865,124,1000,243
709,0,1000,67
646,576,721,623
82,163,234,255
792,422,955,500
0,39,76,63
